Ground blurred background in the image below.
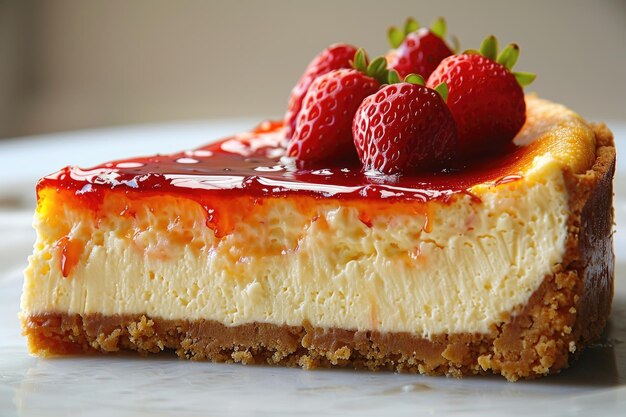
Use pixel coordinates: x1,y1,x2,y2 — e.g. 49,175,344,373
1,0,625,139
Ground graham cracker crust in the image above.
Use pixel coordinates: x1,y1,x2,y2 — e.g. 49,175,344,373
22,124,615,381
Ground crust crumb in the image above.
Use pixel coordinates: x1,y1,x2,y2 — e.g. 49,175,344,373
231,350,254,365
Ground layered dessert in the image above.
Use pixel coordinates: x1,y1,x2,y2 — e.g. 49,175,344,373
21,19,615,381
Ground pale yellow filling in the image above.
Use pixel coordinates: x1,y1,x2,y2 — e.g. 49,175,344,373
21,97,595,338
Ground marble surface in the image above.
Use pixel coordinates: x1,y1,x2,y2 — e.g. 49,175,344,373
0,120,625,417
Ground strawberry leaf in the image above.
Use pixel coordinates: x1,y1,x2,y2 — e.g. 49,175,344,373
462,49,481,55
404,17,419,35
404,73,425,86
479,35,498,61
367,57,387,76
352,49,396,85
433,82,449,102
352,49,368,72
387,69,401,84
430,17,446,38
496,43,520,70
365,57,390,84
471,36,534,87
513,71,536,86
388,26,405,49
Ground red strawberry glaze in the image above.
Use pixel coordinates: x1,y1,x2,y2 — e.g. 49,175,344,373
38,120,539,239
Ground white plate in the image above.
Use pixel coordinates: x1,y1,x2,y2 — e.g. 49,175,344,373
1,121,625,417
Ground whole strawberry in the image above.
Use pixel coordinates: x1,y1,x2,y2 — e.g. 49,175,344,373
288,51,393,163
386,17,454,80
284,44,359,139
353,75,457,174
427,36,536,156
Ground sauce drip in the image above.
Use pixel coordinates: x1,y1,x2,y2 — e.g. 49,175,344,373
55,236,82,278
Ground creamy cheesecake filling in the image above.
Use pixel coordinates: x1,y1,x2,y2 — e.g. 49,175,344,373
22,153,569,337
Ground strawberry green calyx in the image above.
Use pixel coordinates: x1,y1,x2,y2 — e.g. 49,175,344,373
433,82,449,102
351,49,395,85
352,48,368,73
387,69,402,84
429,17,447,39
513,72,536,86
388,17,419,48
479,35,498,61
497,43,519,69
403,74,448,102
387,16,451,48
466,35,536,87
352,49,450,100
388,71,449,102
403,73,425,85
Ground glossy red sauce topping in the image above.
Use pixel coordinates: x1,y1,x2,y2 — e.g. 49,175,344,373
39,121,533,204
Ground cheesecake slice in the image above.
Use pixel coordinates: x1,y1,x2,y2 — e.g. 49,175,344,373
21,96,615,381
